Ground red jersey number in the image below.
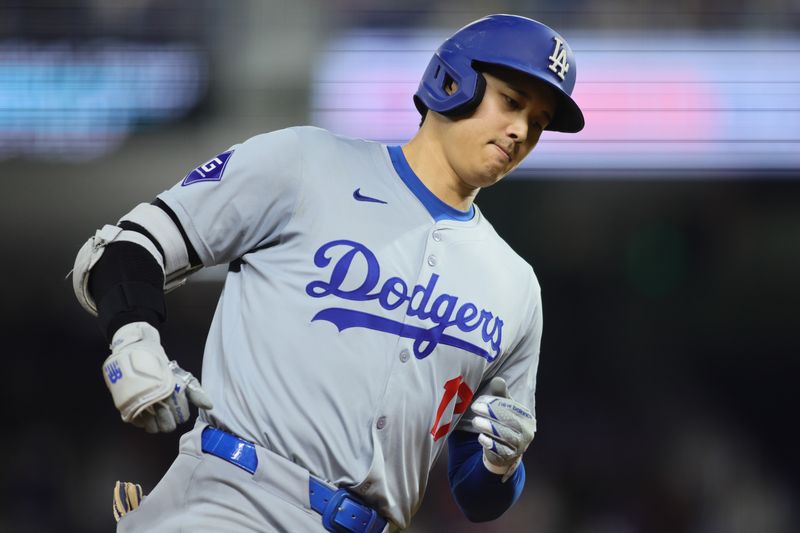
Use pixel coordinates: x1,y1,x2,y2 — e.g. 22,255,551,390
430,375,474,441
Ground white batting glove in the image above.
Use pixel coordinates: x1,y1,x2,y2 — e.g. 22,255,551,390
471,377,536,482
102,322,213,433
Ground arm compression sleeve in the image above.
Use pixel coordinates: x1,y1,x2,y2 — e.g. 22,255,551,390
447,429,526,522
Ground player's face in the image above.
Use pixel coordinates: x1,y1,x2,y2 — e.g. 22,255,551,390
442,70,557,188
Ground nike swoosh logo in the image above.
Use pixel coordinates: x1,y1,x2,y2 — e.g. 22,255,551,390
353,188,387,204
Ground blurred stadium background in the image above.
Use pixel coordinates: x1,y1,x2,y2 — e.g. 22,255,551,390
1,1,798,531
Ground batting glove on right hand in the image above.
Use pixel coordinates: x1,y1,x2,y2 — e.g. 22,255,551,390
102,322,213,433
470,377,536,482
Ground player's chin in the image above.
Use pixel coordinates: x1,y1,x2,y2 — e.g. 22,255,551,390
472,172,505,189
478,163,512,186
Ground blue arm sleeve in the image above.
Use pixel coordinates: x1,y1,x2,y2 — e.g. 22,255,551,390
447,430,526,522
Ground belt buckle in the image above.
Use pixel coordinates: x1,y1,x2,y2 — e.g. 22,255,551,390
321,488,382,533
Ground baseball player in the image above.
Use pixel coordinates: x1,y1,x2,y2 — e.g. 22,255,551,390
73,14,584,532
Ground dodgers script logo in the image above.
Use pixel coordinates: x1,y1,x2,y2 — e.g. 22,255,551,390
305,240,503,361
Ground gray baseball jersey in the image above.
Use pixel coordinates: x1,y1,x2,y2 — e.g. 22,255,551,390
157,126,543,529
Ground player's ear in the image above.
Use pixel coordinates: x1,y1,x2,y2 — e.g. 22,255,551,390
444,78,459,96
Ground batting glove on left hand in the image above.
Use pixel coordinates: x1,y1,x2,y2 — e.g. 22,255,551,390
471,377,536,482
102,322,213,433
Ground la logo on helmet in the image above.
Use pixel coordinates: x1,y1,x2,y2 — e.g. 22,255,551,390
548,36,570,81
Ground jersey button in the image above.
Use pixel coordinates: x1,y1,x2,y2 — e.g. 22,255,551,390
432,230,442,242
376,416,387,430
399,349,410,363
427,255,437,267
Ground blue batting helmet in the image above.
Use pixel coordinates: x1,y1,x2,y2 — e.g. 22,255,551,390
414,14,585,133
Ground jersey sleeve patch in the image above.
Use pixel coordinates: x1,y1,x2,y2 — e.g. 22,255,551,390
181,150,233,186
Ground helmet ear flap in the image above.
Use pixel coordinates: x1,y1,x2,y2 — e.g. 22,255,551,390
412,52,487,120
439,72,486,118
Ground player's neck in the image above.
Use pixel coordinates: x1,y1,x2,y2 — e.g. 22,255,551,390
402,133,478,212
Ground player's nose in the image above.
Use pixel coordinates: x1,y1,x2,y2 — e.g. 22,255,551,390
506,116,528,146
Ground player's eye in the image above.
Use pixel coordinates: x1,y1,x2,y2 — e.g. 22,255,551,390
503,95,520,110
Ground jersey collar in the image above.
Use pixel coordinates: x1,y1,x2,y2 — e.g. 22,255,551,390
387,145,475,222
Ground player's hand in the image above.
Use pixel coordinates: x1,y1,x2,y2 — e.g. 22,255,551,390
113,481,144,522
102,321,213,433
470,377,536,482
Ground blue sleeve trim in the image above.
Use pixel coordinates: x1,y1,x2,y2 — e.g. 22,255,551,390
447,430,526,522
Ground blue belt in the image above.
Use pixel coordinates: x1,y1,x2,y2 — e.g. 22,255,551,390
201,427,387,533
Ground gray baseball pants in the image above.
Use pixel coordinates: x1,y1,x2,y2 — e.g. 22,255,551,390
116,422,367,532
